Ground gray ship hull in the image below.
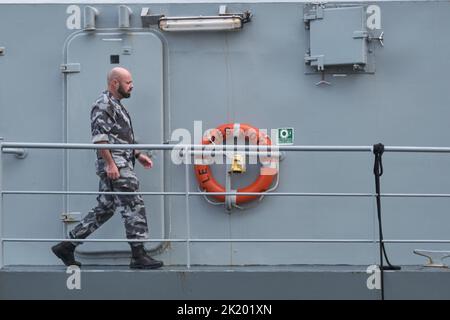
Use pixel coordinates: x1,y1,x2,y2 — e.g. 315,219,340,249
2,1,450,299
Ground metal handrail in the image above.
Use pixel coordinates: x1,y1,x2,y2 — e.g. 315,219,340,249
2,142,371,151
6,190,450,198
2,141,450,269
3,238,450,244
5,142,450,153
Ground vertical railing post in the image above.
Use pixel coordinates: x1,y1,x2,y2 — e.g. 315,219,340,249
184,147,191,268
0,137,4,269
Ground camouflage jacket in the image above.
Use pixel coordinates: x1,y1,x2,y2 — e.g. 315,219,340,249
91,90,135,172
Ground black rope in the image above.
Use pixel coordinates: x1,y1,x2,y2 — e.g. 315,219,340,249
373,143,401,300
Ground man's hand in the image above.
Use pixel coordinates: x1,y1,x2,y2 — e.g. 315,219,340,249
96,142,120,180
137,153,153,169
106,162,120,180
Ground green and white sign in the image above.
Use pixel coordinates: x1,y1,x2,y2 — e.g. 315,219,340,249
277,128,294,145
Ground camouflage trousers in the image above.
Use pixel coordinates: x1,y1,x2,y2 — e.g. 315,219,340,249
69,165,148,248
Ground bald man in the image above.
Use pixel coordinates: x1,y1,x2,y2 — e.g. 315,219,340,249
52,67,163,269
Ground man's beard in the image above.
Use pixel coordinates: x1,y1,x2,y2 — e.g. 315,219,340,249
118,85,131,99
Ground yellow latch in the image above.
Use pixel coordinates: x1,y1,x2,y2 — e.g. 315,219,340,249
231,154,245,173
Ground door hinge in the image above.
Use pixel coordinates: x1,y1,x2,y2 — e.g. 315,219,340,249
60,212,82,222
305,54,325,71
60,63,81,73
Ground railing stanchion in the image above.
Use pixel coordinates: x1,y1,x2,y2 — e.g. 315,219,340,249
184,147,191,269
0,137,4,269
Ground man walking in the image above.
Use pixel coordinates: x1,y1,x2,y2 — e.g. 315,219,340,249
52,67,163,269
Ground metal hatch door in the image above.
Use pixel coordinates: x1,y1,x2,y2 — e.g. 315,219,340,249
64,32,164,255
304,5,373,73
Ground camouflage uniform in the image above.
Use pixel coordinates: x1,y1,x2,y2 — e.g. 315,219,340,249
69,90,148,247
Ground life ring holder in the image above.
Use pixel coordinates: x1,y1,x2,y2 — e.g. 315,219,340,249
194,123,278,208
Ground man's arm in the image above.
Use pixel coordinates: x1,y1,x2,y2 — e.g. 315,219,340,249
132,148,152,169
91,105,120,179
133,141,152,169
134,150,153,169
96,141,120,179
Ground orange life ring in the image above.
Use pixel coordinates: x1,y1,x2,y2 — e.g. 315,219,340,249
194,123,277,204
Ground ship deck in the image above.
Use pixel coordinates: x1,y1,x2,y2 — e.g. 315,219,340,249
1,265,450,299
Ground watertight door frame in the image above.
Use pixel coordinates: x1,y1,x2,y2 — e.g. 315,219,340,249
64,31,165,256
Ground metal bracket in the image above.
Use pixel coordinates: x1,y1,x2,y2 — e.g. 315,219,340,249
60,212,82,222
414,249,450,268
2,148,27,159
60,63,81,74
218,5,252,23
140,7,164,27
305,54,325,71
304,6,324,23
219,5,228,15
225,165,236,212
353,30,368,39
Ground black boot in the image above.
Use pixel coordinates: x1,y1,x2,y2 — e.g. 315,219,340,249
51,241,81,267
130,245,163,269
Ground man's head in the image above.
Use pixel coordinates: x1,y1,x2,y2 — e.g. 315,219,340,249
107,67,133,100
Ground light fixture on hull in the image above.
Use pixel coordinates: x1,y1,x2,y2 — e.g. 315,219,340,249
141,5,252,32
158,15,245,32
